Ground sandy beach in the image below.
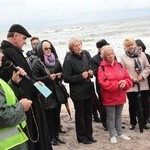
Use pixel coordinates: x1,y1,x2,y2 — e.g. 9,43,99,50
53,98,150,150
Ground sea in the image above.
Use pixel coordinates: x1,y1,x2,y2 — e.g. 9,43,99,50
0,16,150,64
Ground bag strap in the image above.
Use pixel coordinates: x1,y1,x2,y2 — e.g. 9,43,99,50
38,58,50,75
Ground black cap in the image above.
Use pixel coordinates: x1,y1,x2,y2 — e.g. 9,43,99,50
9,24,31,38
96,39,109,48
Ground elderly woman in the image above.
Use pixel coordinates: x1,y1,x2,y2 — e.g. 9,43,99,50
120,38,150,130
98,45,132,144
32,40,65,146
63,38,96,144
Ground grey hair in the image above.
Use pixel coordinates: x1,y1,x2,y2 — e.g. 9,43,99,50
68,38,82,51
101,45,114,60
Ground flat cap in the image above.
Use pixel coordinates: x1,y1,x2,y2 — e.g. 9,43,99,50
9,24,31,37
96,39,109,48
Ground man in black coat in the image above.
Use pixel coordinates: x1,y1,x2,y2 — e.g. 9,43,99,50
0,24,53,150
90,39,110,131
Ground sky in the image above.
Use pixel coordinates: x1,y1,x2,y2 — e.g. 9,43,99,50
0,0,150,31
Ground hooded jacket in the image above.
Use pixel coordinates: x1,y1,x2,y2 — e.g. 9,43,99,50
98,60,132,106
32,40,62,109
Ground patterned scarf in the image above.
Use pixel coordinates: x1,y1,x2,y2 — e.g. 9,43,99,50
125,48,142,74
44,53,56,67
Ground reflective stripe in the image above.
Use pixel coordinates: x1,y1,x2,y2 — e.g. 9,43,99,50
0,127,20,140
0,129,28,150
0,79,28,149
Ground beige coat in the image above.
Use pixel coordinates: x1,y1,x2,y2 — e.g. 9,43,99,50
120,52,150,92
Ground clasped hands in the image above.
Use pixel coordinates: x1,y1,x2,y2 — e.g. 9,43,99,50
49,72,62,80
82,69,93,79
132,75,143,83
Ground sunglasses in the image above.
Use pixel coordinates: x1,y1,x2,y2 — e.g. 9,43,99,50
44,47,51,51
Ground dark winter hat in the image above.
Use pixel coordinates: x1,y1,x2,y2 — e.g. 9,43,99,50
135,39,146,52
96,39,109,48
8,24,31,37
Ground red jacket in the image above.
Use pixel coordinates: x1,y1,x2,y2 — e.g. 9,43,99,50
98,60,132,106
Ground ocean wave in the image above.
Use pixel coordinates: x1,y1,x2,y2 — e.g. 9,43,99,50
1,17,150,59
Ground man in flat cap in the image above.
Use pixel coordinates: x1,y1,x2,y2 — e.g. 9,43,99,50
90,39,110,131
0,24,53,150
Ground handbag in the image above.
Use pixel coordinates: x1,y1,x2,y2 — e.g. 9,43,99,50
38,59,69,104
55,81,69,104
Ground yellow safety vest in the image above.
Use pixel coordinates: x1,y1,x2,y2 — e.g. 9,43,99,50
0,79,28,150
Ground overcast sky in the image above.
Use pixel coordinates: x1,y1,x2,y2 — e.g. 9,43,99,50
0,0,150,30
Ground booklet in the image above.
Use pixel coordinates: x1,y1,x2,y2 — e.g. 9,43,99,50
33,82,52,98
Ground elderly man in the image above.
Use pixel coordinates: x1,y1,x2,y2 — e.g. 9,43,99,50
0,48,32,150
0,24,52,150
90,39,110,131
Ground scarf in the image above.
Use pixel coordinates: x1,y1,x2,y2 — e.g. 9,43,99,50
44,53,56,67
125,48,142,74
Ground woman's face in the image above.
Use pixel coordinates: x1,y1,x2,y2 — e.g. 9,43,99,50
42,41,51,56
71,41,82,55
124,42,135,52
104,50,115,64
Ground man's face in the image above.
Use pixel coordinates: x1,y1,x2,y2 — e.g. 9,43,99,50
31,39,39,49
14,33,27,49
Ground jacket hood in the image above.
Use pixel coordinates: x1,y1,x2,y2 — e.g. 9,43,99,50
37,40,58,61
135,39,146,52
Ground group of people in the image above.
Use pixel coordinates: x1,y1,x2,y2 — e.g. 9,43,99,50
0,23,150,150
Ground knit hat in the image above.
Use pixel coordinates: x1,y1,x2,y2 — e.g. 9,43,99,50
96,39,109,48
135,39,146,52
9,24,31,37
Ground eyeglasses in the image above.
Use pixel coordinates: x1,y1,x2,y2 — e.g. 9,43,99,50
44,47,51,51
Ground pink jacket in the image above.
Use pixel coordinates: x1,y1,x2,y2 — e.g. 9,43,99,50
98,60,132,106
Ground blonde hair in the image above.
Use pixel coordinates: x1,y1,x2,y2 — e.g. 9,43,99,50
68,38,82,51
123,38,135,47
101,45,114,60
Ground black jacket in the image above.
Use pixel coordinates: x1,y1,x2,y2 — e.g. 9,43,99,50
32,58,62,109
1,40,34,99
90,52,103,93
32,40,63,109
0,40,52,150
63,50,95,101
